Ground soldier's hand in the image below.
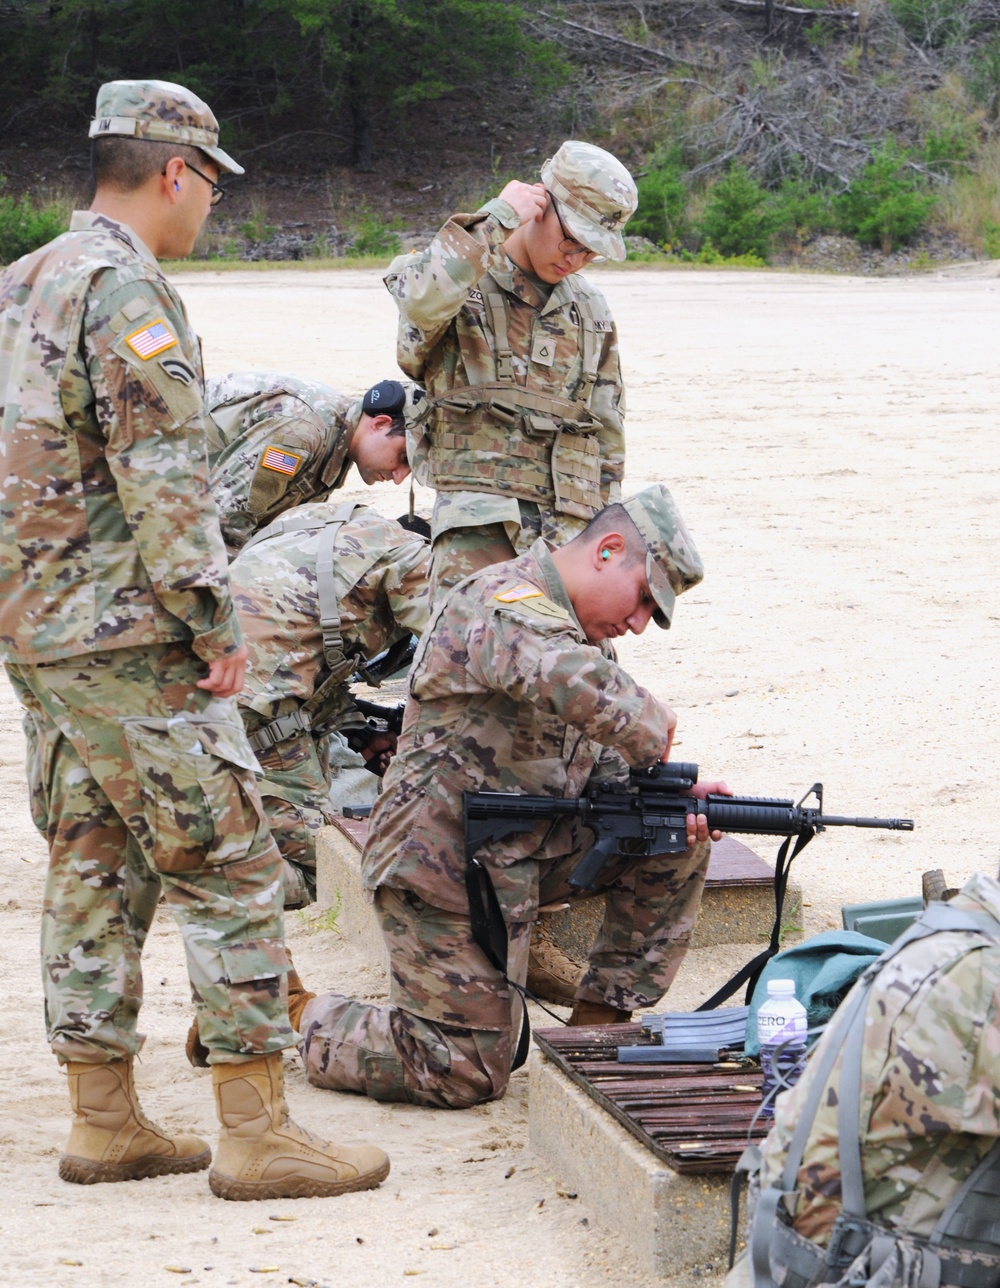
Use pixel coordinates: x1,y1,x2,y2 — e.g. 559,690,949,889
497,181,548,226
361,730,397,777
197,645,247,697
687,780,731,846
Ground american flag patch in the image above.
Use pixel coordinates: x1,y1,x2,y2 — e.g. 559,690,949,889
260,445,302,476
125,319,178,360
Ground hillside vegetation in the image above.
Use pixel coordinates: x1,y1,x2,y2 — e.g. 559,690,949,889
3,0,1000,267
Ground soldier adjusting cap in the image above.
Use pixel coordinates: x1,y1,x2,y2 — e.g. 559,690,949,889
621,485,704,629
89,79,244,175
540,141,637,263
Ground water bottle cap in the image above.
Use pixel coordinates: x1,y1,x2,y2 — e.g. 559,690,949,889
766,979,796,997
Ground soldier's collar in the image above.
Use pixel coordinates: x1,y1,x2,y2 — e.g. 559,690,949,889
70,210,160,269
530,538,585,634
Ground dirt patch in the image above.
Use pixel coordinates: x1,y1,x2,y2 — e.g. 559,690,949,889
1,265,997,1286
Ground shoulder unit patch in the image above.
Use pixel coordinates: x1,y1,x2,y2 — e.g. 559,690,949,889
494,583,544,603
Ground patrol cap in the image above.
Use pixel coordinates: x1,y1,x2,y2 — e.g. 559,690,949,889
362,379,407,418
540,141,637,263
621,485,704,629
89,79,244,176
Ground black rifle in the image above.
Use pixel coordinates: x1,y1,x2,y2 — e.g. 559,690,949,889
464,761,913,892
343,698,405,774
351,697,405,735
464,763,914,1008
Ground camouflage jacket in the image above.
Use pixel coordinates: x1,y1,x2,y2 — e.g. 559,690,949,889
0,212,239,664
206,372,360,555
231,503,430,737
362,539,672,922
760,872,1000,1245
384,200,625,535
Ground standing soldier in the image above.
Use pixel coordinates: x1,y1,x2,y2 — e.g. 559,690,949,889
0,79,388,1199
206,372,422,555
385,139,638,598
385,141,638,997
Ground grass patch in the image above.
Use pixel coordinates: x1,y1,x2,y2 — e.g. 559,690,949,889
298,892,342,936
163,254,399,273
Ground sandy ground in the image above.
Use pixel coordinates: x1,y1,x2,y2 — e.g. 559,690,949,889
1,264,998,1287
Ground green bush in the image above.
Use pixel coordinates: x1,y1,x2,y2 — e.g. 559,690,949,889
630,151,688,247
768,177,836,250
697,166,775,259
0,180,68,266
350,214,401,257
887,0,967,49
836,140,937,252
968,34,1000,118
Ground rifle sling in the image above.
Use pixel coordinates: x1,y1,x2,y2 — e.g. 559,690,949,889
696,827,815,1012
464,857,531,1072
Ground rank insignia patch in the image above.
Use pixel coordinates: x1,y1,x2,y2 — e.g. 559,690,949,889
125,319,178,359
494,583,544,603
261,445,302,476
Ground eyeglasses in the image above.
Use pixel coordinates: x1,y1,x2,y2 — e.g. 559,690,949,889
547,191,603,264
164,160,227,205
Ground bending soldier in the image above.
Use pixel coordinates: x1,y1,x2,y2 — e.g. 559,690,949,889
384,140,638,598
207,371,421,555
0,80,388,1199
296,486,728,1109
230,502,430,910
729,871,1000,1288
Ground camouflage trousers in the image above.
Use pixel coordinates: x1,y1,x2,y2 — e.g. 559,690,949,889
6,642,295,1066
429,499,587,598
253,729,378,910
299,838,710,1108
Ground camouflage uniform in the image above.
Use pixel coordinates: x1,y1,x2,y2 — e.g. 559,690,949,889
728,873,1000,1288
0,205,293,1066
384,142,637,596
206,372,357,556
300,535,709,1108
231,503,430,908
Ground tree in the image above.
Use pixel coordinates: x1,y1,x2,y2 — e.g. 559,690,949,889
285,0,567,170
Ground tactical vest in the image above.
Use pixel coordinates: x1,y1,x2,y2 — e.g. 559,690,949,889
239,502,376,753
423,274,607,520
741,901,1000,1288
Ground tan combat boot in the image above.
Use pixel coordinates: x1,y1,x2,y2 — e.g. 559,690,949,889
568,1000,632,1026
527,915,584,1006
186,964,317,1068
60,1059,210,1184
209,1052,390,1200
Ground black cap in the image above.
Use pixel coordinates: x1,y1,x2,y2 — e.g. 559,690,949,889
362,379,406,417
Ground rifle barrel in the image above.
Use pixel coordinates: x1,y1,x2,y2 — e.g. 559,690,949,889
819,814,914,831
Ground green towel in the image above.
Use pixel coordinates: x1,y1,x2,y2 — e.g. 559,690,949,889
744,930,885,1056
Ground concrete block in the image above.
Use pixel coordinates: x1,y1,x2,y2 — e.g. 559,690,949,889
528,1050,732,1277
316,820,388,979
315,821,800,982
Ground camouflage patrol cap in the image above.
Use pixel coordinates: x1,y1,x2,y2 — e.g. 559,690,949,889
540,141,637,263
622,485,704,629
89,79,244,175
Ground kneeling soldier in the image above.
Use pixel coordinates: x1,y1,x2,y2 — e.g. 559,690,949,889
296,486,727,1109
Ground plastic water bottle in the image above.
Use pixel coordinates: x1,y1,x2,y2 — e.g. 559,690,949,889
757,979,807,1117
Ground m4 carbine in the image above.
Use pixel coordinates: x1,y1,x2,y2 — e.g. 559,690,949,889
464,762,914,892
